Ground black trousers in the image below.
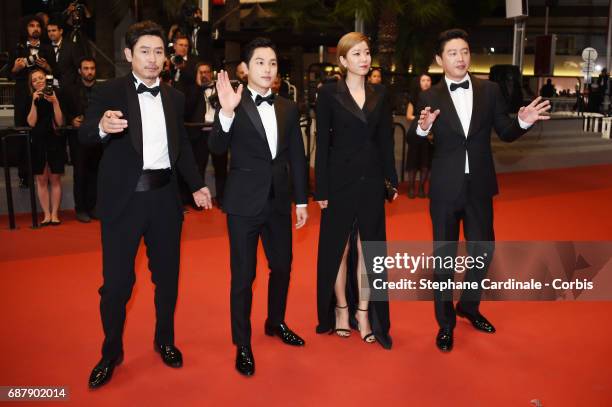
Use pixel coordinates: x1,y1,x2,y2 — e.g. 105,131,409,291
429,176,495,330
99,183,183,359
68,130,101,212
227,200,292,347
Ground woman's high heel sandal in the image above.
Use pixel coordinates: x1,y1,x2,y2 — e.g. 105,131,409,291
332,305,351,338
355,308,376,343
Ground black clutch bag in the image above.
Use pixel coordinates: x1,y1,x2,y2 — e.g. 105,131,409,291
384,180,397,203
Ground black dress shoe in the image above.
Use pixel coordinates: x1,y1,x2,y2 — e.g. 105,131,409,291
76,211,91,223
436,328,454,352
456,305,496,333
264,322,305,346
235,346,255,376
154,344,183,368
88,353,123,389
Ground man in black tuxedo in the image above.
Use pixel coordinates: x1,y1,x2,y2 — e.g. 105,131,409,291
46,19,83,89
409,29,550,352
209,38,308,377
79,21,212,389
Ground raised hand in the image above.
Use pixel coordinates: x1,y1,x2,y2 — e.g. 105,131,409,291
100,110,128,134
193,187,213,210
317,200,328,209
418,106,440,131
216,70,243,117
518,96,551,124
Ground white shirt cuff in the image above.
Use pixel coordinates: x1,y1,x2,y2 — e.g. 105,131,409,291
296,204,307,208
517,116,532,130
98,123,108,138
219,110,235,133
416,124,432,137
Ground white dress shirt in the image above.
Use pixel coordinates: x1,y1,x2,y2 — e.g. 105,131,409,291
416,74,531,174
99,72,171,170
219,86,307,208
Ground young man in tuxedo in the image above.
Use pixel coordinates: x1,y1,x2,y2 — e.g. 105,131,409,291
209,37,308,377
410,29,550,352
79,21,212,389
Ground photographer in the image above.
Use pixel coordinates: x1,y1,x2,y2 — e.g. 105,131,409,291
184,62,227,207
9,15,55,187
63,1,93,56
169,34,196,94
62,57,101,222
26,68,65,226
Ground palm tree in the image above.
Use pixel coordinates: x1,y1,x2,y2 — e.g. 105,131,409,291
334,0,449,72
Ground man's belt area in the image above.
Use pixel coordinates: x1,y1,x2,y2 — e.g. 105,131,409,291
135,168,172,192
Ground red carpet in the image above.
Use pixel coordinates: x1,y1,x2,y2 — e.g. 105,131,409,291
1,165,612,406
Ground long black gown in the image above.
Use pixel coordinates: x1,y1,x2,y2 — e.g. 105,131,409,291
314,80,398,349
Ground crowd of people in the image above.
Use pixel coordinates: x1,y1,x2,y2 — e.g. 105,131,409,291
5,8,554,390
63,18,549,388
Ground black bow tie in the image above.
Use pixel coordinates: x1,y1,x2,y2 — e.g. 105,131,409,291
136,83,160,97
450,80,470,91
255,93,275,106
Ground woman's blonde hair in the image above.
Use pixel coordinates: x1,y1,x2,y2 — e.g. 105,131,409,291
336,32,370,75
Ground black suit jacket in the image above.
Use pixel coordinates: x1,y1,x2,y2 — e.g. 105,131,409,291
79,74,205,222
208,90,308,216
53,38,83,88
314,81,398,201
408,76,529,201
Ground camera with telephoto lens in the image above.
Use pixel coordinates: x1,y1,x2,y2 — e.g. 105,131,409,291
43,75,54,96
170,54,185,66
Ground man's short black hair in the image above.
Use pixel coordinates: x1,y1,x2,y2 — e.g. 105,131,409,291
125,20,166,51
242,37,277,65
46,18,64,30
436,29,469,56
79,56,96,69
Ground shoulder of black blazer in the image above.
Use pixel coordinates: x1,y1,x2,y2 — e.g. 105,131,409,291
318,80,386,123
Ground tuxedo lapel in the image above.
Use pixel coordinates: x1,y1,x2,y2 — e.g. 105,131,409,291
125,75,143,156
333,80,367,123
274,97,287,157
363,83,382,119
436,81,465,138
240,89,268,143
467,76,485,138
160,83,179,163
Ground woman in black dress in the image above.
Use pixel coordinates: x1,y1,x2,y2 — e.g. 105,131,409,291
315,32,398,348
26,68,65,225
405,73,433,198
